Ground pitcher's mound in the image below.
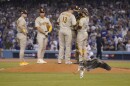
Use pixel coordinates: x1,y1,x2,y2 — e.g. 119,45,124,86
2,59,130,73
5,63,77,73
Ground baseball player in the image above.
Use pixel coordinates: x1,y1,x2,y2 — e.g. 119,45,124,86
35,8,52,64
77,8,89,62
57,6,76,64
72,6,81,63
76,8,90,78
16,10,29,66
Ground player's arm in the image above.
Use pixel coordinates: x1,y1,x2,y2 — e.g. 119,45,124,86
57,16,60,25
55,15,61,34
57,13,63,24
35,27,45,34
86,17,89,31
35,18,45,34
17,20,27,35
71,15,77,26
78,18,84,29
46,19,52,33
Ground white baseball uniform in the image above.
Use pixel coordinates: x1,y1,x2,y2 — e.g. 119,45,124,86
35,17,52,60
77,16,89,61
57,11,76,62
16,16,27,61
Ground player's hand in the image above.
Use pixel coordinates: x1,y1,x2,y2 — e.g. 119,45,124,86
45,31,49,37
22,28,28,35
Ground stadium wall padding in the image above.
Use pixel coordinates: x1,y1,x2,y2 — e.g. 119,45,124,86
2,50,130,60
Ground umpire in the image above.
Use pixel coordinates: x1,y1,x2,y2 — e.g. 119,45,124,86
96,33,103,59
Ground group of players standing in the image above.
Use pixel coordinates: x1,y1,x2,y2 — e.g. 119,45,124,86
16,6,90,66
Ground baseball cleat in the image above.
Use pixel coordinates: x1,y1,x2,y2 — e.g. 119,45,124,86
37,59,47,64
65,61,72,64
58,59,62,64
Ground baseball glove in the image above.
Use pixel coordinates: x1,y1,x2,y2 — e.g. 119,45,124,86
46,23,52,33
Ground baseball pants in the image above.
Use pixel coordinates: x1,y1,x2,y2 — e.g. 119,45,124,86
37,34,48,60
77,31,88,61
17,33,27,61
58,29,72,61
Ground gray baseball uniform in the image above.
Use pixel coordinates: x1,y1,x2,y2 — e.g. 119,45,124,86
35,17,52,60
16,16,27,61
57,11,76,62
77,16,89,61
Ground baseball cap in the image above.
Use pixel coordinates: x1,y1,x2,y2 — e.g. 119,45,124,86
39,8,45,13
21,10,27,14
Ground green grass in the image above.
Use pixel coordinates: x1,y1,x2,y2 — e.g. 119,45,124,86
0,61,130,86
0,73,130,86
107,61,130,68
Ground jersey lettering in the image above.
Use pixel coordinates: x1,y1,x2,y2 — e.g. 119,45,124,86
62,16,67,23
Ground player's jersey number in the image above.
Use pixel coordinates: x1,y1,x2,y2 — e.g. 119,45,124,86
62,16,67,23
